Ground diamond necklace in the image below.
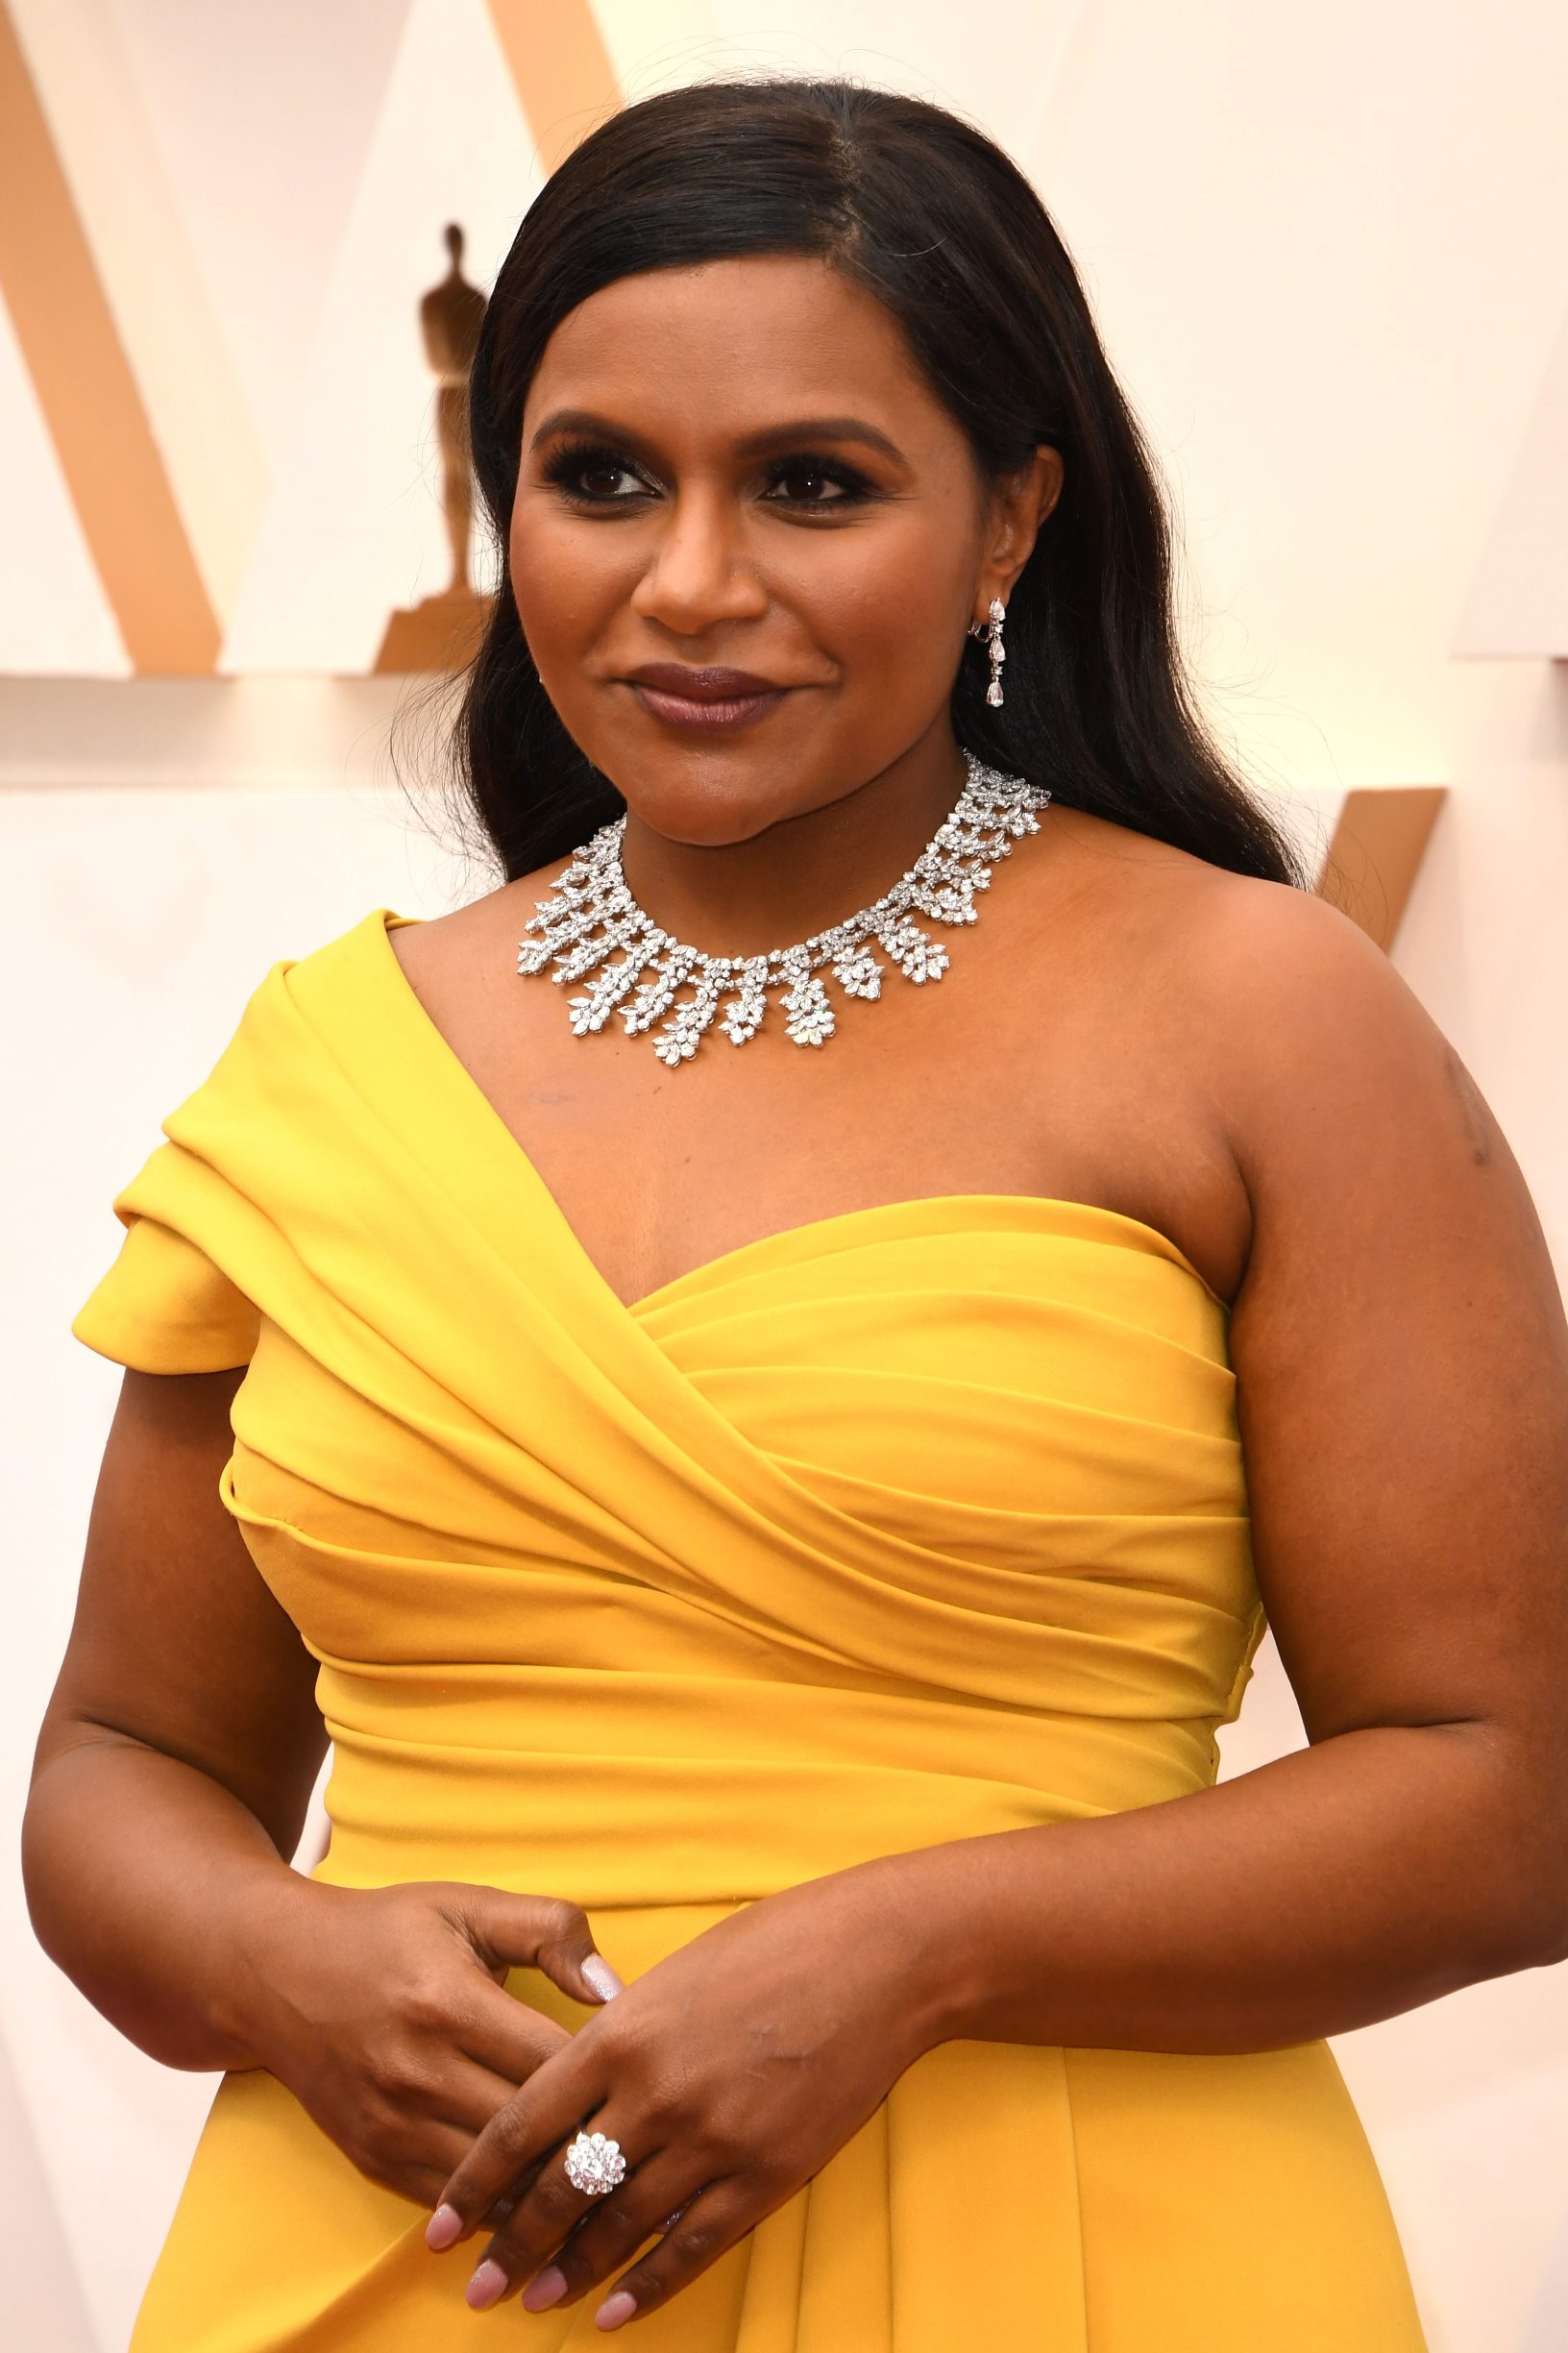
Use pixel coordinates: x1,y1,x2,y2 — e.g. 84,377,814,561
515,750,1051,1068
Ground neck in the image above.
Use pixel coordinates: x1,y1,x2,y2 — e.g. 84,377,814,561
616,723,969,959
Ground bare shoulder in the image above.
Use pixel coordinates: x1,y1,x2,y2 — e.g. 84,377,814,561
1139,838,1567,1445
385,870,548,1001
1127,838,1568,1787
1171,862,1514,1243
1067,814,1493,1191
1040,805,1557,1311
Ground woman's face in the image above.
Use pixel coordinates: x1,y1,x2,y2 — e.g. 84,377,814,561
509,254,1059,848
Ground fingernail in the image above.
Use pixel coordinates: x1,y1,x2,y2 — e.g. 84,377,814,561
466,2259,508,2312
596,2290,638,2330
581,1953,625,2002
426,2202,463,2252
521,2266,567,2312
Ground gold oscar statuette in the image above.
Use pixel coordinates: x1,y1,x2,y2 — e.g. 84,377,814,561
375,223,493,674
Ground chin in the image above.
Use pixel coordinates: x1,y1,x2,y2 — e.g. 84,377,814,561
604,758,819,849
625,799,797,850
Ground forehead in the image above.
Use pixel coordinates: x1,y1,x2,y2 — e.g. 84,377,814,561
523,253,949,435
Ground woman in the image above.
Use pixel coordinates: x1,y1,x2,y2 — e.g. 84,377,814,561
26,77,1568,2353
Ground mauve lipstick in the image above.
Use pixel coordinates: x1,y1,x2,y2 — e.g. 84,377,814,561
625,664,790,732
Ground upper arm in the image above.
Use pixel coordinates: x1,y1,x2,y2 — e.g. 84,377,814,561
35,1367,327,1855
1214,888,1568,1777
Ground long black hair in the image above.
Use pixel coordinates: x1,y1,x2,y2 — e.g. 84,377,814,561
446,77,1308,889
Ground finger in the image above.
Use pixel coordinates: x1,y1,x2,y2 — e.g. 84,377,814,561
367,2167,519,2230
588,2179,764,2333
454,1973,574,2084
449,1886,625,2010
357,2119,488,2213
461,2110,654,2305
508,2152,713,2314
426,2037,607,2247
359,2122,534,2231
434,2056,538,2137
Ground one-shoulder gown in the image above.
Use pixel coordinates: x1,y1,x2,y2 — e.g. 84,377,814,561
72,908,1428,2352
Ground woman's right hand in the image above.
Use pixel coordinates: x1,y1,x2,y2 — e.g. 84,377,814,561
231,1876,623,2209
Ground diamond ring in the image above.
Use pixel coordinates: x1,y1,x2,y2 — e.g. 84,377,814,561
564,2129,627,2197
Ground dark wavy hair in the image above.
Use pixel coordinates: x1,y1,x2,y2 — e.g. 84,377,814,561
446,77,1308,889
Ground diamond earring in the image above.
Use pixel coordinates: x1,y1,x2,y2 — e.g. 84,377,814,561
983,597,1006,707
967,598,1008,707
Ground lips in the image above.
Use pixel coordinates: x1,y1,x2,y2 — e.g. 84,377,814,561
625,665,791,733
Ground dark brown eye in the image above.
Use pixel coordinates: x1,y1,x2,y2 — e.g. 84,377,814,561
577,459,639,497
541,442,649,502
772,464,845,502
763,457,872,508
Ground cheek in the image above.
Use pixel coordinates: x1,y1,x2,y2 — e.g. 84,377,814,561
508,497,975,702
768,515,972,665
508,506,629,657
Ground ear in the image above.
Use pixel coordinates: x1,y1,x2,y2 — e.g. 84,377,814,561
972,445,1065,621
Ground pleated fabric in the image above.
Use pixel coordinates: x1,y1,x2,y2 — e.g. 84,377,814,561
73,908,1428,2352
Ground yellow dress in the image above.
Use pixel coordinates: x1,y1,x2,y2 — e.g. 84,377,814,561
73,907,1428,2353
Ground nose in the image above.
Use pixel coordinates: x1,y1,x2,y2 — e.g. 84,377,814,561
628,486,769,635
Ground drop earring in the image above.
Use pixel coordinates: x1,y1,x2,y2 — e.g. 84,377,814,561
969,599,1007,706
984,597,1007,706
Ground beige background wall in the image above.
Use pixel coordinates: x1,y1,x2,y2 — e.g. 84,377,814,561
4,4,1566,2347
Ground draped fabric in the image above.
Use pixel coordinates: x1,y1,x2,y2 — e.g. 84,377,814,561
73,909,1427,2352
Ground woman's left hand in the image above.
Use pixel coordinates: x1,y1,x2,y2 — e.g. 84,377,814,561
423,1859,943,2329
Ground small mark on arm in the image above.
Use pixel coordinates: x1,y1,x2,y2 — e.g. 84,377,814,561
1443,1048,1492,1166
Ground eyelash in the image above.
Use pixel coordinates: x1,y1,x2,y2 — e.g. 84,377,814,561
539,439,878,513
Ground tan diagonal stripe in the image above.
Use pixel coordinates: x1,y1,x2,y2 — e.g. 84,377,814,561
1315,787,1447,952
0,4,219,674
486,0,620,174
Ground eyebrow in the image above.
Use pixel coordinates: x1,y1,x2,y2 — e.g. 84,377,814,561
528,407,908,465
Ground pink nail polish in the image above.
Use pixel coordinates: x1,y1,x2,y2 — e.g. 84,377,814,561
521,2266,568,2312
466,2259,509,2312
426,2203,463,2252
596,2290,638,2331
582,1953,625,2002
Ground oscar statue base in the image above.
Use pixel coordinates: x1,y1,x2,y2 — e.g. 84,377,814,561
374,589,492,674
